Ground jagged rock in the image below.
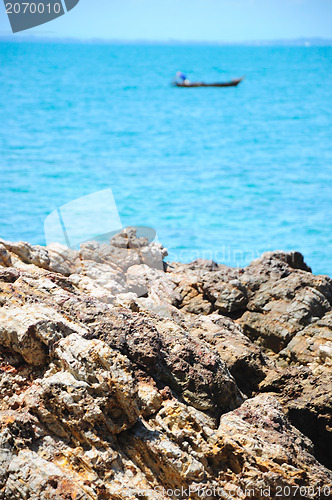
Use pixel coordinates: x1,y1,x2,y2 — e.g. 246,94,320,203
238,258,332,353
140,243,168,270
204,278,248,314
0,304,84,366
258,250,312,272
0,245,12,268
83,310,244,418
1,448,91,500
216,394,331,496
47,243,81,276
0,267,19,284
187,314,270,395
96,227,167,272
260,366,332,470
0,239,50,270
279,311,332,366
0,235,331,498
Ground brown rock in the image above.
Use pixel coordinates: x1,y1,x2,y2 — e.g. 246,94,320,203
0,237,331,499
260,366,332,470
187,314,271,396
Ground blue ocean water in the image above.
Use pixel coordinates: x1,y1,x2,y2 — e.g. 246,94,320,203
0,41,331,275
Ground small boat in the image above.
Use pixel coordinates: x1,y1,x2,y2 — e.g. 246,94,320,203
173,76,244,88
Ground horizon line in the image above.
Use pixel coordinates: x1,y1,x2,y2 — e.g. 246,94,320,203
0,35,332,46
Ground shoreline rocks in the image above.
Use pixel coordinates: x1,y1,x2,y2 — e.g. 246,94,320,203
0,230,331,498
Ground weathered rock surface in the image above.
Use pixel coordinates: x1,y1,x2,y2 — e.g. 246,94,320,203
260,366,332,470
0,231,331,499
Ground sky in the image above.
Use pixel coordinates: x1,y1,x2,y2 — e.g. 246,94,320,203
0,0,332,42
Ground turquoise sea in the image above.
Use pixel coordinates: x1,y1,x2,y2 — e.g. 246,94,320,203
0,41,331,275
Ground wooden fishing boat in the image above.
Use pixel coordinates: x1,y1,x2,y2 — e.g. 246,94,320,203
173,76,244,88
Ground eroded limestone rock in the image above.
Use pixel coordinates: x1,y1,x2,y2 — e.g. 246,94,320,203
0,234,331,498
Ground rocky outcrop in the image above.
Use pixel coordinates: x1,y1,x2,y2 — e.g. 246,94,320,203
260,366,332,470
0,231,331,499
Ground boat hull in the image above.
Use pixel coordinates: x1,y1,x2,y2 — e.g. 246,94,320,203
173,77,244,88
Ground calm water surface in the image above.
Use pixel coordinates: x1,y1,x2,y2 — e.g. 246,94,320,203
0,42,331,274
